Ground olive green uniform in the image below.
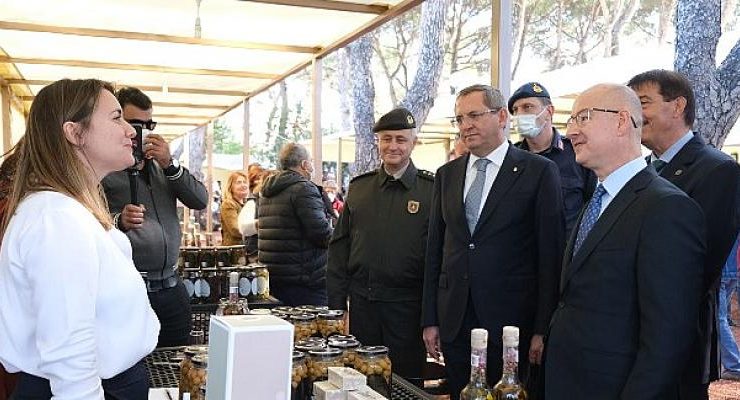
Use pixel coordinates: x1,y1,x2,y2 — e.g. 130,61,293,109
327,161,434,381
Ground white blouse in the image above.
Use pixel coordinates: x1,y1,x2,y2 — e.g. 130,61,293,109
0,191,160,399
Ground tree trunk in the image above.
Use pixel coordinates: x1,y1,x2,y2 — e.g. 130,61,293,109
607,0,640,56
551,0,565,70
373,36,400,106
400,0,448,129
600,0,614,57
721,0,737,33
338,47,353,133
512,0,529,79
348,34,378,175
675,0,740,148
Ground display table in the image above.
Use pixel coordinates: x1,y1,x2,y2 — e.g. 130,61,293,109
146,347,435,400
191,296,282,340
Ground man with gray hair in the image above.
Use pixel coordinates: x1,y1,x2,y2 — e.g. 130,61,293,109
257,142,333,306
544,84,705,398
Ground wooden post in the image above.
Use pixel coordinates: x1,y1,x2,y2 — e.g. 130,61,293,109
242,99,250,170
1,84,11,156
311,57,323,184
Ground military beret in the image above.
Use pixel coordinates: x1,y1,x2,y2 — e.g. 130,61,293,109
372,107,416,133
507,82,551,113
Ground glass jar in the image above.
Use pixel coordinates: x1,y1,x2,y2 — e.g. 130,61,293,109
216,298,249,316
216,246,231,268
237,265,254,299
307,348,343,383
179,345,208,400
291,351,309,400
295,305,328,315
187,355,208,400
198,248,216,269
327,338,361,368
202,268,220,304
193,271,211,305
355,346,392,398
249,263,270,300
317,310,345,338
294,338,326,354
290,313,319,341
229,245,246,265
182,247,199,270
218,266,237,298
182,268,199,303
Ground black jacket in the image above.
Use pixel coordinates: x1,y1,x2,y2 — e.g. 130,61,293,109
257,170,332,288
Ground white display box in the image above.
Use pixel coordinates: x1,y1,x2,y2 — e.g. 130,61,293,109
206,314,294,400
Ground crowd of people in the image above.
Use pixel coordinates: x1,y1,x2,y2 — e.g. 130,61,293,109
0,68,737,400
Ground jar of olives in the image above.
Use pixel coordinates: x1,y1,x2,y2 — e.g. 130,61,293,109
355,346,392,398
294,337,326,354
291,351,309,400
294,305,328,315
216,298,249,316
317,310,345,338
249,263,270,300
179,345,208,400
327,337,361,368
187,355,208,400
290,313,318,341
307,348,344,383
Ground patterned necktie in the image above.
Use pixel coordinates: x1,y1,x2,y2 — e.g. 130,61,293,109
465,158,491,234
651,159,667,173
573,184,607,255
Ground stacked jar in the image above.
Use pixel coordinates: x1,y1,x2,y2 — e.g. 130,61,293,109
290,313,319,341
316,310,345,338
327,337,361,369
291,351,309,400
355,346,392,398
307,348,344,384
186,354,208,400
179,345,208,400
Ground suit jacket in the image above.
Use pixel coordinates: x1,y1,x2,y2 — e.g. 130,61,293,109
545,168,706,399
656,133,740,383
422,145,565,347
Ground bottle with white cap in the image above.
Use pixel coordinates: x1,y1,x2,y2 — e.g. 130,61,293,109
460,328,493,400
492,326,528,399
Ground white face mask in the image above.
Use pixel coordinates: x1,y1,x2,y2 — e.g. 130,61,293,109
511,108,547,138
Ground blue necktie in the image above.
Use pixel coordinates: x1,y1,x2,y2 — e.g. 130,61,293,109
651,159,667,173
573,184,606,255
465,158,491,234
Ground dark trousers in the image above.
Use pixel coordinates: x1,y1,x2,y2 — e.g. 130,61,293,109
148,278,192,347
271,283,327,307
348,294,426,384
440,297,532,400
11,360,148,400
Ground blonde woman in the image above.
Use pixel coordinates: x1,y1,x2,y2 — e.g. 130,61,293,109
220,171,249,246
0,79,159,399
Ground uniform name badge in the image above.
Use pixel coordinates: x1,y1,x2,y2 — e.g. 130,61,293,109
407,200,420,214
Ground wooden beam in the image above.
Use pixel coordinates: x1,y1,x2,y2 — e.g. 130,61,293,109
0,21,319,54
157,122,202,127
240,0,389,14
0,56,277,80
154,114,215,120
154,102,232,110
5,79,248,97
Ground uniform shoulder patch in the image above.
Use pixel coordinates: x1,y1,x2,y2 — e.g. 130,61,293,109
417,169,435,181
350,170,377,183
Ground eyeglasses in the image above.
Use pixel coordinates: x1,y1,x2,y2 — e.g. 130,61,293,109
566,108,638,129
450,108,501,128
127,119,157,131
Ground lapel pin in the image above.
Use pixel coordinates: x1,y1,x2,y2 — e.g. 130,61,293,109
674,169,683,176
513,166,518,172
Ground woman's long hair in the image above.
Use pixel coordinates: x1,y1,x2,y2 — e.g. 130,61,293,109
223,170,248,206
0,79,117,236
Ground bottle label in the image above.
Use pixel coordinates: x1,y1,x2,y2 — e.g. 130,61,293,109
239,277,251,296
183,279,195,298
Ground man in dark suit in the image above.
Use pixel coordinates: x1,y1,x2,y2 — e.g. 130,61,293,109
545,83,706,399
627,69,740,399
422,84,565,398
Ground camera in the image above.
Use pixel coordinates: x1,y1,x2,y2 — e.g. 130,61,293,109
131,124,152,165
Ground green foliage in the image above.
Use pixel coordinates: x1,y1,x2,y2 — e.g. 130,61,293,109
213,119,243,155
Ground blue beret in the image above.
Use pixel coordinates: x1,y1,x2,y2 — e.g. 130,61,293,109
373,107,416,133
507,82,551,113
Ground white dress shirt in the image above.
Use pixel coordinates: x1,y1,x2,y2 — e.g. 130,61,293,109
463,140,509,218
0,191,160,399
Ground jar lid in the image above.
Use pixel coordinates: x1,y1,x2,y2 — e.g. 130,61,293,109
290,313,317,322
201,267,218,272
192,354,208,367
292,350,306,361
273,306,294,313
317,310,344,320
183,268,199,272
308,348,342,358
294,338,326,352
356,345,389,355
184,345,208,357
327,334,356,341
294,305,328,314
250,308,271,315
327,338,360,349
247,262,268,268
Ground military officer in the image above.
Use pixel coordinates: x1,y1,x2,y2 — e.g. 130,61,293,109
327,107,434,384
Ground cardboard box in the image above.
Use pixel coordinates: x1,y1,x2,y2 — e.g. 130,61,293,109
206,315,294,399
313,380,345,400
346,386,387,400
328,367,366,391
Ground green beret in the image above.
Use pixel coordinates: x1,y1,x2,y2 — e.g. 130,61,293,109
373,107,416,133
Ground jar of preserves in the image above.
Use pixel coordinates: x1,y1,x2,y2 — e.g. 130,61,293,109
216,298,249,316
317,310,345,338
307,348,343,383
198,248,216,269
249,263,270,300
179,345,208,400
187,354,208,400
327,337,361,368
291,351,309,400
181,247,199,270
293,338,326,354
229,245,246,265
216,246,231,268
290,313,319,341
355,346,392,398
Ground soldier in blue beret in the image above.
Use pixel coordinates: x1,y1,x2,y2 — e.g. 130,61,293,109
328,107,434,386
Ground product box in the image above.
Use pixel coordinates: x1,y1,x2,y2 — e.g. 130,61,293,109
206,314,294,399
313,380,345,400
328,367,366,391
346,386,387,399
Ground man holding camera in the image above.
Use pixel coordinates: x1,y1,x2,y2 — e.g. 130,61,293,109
102,87,208,347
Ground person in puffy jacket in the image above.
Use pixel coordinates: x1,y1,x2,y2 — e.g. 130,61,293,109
257,143,332,306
